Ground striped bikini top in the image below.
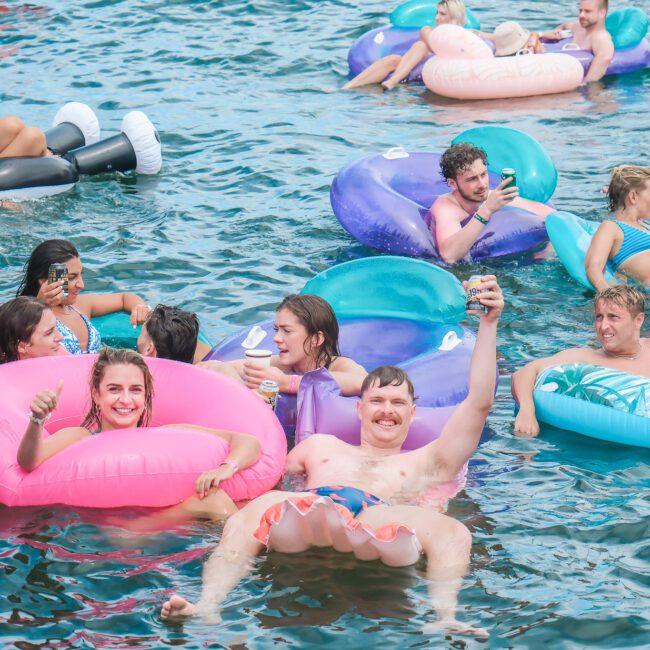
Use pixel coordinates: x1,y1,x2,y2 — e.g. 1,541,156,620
611,221,650,270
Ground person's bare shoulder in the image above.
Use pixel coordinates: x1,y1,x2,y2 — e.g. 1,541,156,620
431,193,465,221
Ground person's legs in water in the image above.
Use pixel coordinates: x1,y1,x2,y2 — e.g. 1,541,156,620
343,54,402,89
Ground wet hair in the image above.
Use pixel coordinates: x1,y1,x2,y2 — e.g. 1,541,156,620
595,285,646,318
0,297,50,364
607,165,650,212
440,143,487,181
17,239,79,297
438,0,466,26
276,294,340,369
81,347,154,432
360,365,416,401
597,0,608,12
144,304,198,364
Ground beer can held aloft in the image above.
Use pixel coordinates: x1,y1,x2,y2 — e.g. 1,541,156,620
501,168,517,189
258,379,280,411
48,263,69,297
466,275,487,315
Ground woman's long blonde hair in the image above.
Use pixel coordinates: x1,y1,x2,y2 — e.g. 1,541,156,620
82,348,154,431
607,165,650,212
438,0,466,26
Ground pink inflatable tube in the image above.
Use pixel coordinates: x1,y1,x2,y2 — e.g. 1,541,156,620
423,24,585,100
0,355,287,508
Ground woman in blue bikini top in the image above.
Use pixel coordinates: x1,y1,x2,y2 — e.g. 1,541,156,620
585,165,650,291
17,239,150,355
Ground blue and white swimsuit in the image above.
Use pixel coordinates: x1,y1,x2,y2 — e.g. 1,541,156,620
56,307,102,354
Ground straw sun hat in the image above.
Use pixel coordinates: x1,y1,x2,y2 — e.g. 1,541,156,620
493,21,531,56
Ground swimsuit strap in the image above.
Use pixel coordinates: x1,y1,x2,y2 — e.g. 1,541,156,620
611,221,650,270
56,306,103,355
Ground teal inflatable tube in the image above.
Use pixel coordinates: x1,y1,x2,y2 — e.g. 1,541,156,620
452,126,557,204
606,7,649,50
92,312,212,350
546,211,619,291
301,256,466,324
533,363,650,448
390,0,480,30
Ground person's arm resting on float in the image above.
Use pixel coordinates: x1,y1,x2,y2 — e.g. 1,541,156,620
241,356,367,396
585,221,619,291
512,349,586,438
164,424,262,496
584,31,614,83
17,381,88,471
77,291,150,326
420,277,502,480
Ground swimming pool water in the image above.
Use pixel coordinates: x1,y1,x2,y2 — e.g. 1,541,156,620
1,0,649,647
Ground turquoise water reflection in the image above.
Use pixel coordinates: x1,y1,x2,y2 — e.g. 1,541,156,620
0,0,649,646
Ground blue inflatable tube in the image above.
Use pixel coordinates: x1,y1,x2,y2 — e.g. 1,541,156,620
533,363,650,448
331,150,548,262
206,257,488,447
92,312,212,350
545,211,636,291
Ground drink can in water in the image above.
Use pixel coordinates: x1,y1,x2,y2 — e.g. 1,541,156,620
501,168,517,188
48,262,69,297
258,379,280,411
466,275,487,315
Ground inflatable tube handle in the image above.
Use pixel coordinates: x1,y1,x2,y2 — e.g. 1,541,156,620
382,146,410,160
438,330,461,351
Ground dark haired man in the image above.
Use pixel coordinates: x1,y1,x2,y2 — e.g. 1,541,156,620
431,143,555,264
541,0,613,83
138,304,240,379
513,285,649,437
161,277,504,637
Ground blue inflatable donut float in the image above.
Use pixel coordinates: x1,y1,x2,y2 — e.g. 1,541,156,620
545,211,625,291
331,149,549,262
347,1,482,84
542,8,650,76
533,363,650,448
206,257,489,448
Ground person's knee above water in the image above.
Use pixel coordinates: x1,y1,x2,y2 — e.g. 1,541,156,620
342,0,466,90
16,347,261,518
0,296,65,363
17,239,150,355
431,143,554,264
229,293,367,396
161,277,504,637
512,284,649,438
540,0,613,82
0,115,47,158
137,304,240,379
585,165,650,291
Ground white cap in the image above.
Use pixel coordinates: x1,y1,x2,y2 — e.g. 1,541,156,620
120,111,162,175
52,102,101,145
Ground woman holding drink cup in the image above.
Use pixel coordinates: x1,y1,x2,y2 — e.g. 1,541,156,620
228,294,367,397
17,239,150,355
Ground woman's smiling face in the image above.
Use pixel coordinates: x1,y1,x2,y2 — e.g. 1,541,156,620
92,363,146,431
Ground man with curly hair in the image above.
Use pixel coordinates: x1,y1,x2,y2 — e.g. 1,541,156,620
431,143,554,264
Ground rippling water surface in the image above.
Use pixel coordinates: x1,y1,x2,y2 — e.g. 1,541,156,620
1,0,649,647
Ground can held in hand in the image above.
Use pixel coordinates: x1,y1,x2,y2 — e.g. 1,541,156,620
48,263,69,297
559,29,573,39
466,275,487,315
258,379,280,411
501,168,517,188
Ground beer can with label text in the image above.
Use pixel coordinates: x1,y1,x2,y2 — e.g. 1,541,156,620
258,379,280,411
501,168,517,188
48,263,69,297
466,275,487,314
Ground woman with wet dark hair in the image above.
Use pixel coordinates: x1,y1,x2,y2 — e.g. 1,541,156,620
18,239,150,355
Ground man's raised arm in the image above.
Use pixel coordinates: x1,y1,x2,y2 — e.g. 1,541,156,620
428,276,503,480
